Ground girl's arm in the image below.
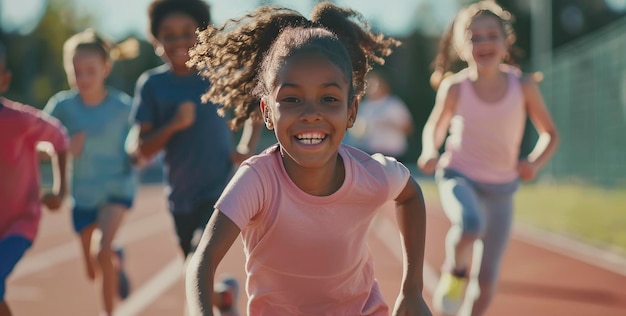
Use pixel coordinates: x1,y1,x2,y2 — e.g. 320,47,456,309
392,177,432,316
42,149,69,211
186,210,241,316
417,78,459,174
519,78,560,180
131,101,196,163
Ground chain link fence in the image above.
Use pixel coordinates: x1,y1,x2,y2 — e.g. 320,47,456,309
539,18,626,187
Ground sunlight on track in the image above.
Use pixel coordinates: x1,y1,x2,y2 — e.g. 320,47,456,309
13,212,170,280
371,209,438,294
114,257,184,316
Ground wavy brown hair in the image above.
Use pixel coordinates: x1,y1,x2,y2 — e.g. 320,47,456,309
187,2,400,130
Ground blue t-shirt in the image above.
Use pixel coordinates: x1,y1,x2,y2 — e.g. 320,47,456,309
131,65,233,214
44,88,137,208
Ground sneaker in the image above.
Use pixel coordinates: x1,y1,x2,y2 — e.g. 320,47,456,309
432,272,467,315
215,276,239,316
115,247,131,300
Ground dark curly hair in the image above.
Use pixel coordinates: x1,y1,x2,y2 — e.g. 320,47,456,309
188,2,400,130
148,0,211,39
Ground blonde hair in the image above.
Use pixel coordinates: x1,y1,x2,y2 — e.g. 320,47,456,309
63,29,139,67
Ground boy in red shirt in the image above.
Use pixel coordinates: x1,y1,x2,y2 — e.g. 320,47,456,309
0,41,69,316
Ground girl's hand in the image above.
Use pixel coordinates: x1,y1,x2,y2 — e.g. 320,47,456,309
42,193,64,211
172,101,196,131
417,154,439,175
517,159,538,181
392,293,432,316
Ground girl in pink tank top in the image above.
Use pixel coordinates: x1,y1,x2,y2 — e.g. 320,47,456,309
417,2,560,316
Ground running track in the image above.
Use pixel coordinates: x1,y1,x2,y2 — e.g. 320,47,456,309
8,183,626,315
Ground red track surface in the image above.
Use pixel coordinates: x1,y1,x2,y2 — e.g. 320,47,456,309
7,184,626,315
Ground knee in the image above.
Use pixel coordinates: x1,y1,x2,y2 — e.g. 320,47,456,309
97,248,114,266
461,211,484,239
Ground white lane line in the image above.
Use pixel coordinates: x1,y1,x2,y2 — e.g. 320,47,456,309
514,223,626,277
371,212,438,294
12,213,170,280
425,204,626,277
114,257,183,316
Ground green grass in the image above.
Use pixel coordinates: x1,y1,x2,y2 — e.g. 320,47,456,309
418,181,626,254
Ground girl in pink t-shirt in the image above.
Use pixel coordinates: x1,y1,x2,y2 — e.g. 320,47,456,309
185,3,431,316
417,2,559,316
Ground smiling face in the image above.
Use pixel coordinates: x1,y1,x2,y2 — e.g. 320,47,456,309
264,52,357,172
66,48,110,96
155,12,198,74
464,13,508,70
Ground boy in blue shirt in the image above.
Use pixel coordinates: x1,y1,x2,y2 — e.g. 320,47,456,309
128,1,261,314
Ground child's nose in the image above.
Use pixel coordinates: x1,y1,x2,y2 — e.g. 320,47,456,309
300,101,322,121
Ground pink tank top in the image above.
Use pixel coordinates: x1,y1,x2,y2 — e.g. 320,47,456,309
439,69,526,183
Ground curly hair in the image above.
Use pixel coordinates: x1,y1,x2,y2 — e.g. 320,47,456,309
148,0,211,40
430,1,518,90
187,2,400,130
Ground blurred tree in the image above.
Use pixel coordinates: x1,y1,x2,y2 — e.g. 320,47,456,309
0,0,162,108
552,0,626,47
1,0,83,106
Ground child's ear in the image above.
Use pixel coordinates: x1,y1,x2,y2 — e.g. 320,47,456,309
347,96,359,129
153,41,165,57
260,99,274,130
103,60,112,77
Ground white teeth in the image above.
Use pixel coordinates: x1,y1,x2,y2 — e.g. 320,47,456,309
299,138,323,145
296,133,325,145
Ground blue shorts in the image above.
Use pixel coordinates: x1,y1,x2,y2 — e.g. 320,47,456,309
72,196,133,233
0,235,32,301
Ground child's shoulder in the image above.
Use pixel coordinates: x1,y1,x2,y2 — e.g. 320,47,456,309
242,144,280,168
107,87,133,107
500,63,541,83
1,97,37,116
1,97,50,125
48,89,79,105
342,145,411,195
439,69,469,92
342,145,408,174
139,64,172,82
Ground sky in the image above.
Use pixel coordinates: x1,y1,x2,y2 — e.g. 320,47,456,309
1,0,459,40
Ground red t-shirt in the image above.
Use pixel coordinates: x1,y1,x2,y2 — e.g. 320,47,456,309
0,98,69,241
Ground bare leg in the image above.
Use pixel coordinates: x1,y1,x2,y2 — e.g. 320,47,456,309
96,204,127,315
79,224,98,280
0,301,11,316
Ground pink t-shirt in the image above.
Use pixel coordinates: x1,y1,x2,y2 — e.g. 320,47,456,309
216,144,410,316
438,68,526,183
0,98,69,241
